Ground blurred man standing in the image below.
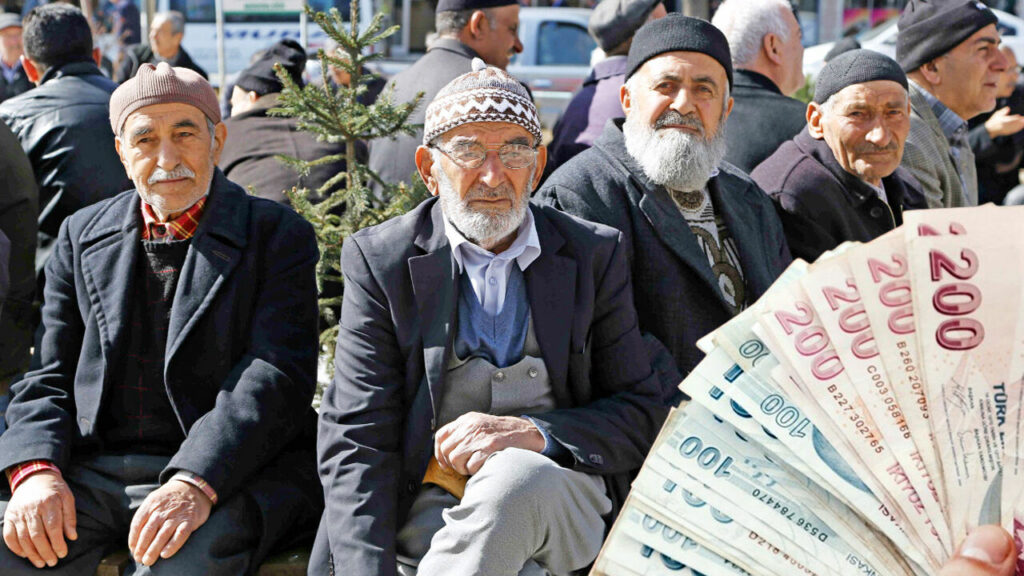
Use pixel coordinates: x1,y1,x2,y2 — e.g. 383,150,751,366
897,0,1007,208
0,13,30,102
116,11,207,83
546,0,666,173
968,43,1024,205
712,0,806,173
367,0,523,193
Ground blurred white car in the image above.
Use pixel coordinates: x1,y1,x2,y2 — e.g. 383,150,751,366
803,8,1024,79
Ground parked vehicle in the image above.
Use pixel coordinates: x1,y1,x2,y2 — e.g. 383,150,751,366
802,7,1024,80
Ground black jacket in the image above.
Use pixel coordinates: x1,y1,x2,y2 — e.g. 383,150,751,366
0,61,130,273
0,120,37,390
116,43,208,83
0,62,32,103
537,119,792,383
367,38,478,192
751,128,921,262
967,89,1024,205
724,69,807,174
220,98,357,205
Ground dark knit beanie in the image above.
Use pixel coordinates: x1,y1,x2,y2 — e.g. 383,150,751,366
896,0,997,72
625,13,733,87
814,49,908,104
110,62,220,134
588,0,662,53
436,0,516,13
235,39,306,96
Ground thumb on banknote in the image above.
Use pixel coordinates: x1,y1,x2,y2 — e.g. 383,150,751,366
939,525,1017,576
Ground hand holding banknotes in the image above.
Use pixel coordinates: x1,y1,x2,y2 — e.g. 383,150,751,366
940,526,1017,576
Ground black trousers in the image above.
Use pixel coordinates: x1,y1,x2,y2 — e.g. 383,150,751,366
0,454,262,575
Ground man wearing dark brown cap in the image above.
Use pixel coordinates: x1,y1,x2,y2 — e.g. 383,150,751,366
220,39,351,205
0,62,322,575
367,0,524,194
897,0,1008,208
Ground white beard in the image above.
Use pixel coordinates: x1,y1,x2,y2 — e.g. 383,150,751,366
435,163,532,250
622,109,728,193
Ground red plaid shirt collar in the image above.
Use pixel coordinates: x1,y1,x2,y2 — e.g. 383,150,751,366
140,196,208,241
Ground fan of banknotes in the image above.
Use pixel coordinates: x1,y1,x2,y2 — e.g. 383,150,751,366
592,205,1024,576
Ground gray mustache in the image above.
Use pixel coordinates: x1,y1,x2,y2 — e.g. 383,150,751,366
148,165,196,185
655,110,705,134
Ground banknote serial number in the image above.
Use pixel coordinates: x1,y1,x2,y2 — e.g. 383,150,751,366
751,489,829,542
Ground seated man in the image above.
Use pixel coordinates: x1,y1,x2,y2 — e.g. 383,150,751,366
0,63,322,575
752,50,923,262
312,58,667,576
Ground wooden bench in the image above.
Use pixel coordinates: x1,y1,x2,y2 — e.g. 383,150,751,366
95,549,309,576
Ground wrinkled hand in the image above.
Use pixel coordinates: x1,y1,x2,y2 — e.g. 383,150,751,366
128,480,212,567
2,470,77,568
984,107,1024,138
434,412,546,476
939,525,1018,576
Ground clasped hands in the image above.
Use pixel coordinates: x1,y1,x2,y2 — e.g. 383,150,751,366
433,412,546,476
2,469,212,569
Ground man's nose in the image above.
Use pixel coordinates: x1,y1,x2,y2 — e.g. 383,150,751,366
476,151,508,189
156,141,181,170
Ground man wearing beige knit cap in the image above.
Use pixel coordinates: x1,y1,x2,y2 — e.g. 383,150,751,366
314,58,666,576
0,62,322,575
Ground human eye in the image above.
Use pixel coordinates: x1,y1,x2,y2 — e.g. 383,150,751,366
450,143,484,162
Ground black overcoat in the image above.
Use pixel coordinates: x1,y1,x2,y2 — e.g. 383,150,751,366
723,69,807,174
536,118,792,381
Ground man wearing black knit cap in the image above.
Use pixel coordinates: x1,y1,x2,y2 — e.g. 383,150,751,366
896,0,1008,208
366,0,523,195
538,13,791,399
752,49,924,262
220,39,351,205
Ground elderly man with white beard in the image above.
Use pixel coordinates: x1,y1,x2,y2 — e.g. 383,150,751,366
312,58,666,576
537,14,792,398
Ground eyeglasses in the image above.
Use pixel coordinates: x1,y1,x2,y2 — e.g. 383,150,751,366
435,141,538,170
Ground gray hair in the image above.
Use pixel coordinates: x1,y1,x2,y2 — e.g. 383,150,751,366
153,10,185,35
435,7,498,37
711,0,793,67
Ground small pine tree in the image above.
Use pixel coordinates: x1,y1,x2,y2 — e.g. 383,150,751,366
270,4,430,370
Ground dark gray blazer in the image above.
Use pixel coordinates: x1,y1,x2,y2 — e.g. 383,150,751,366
0,171,323,560
537,119,792,383
314,198,667,576
367,38,478,192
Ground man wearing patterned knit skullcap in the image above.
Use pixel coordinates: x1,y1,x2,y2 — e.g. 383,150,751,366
0,61,323,575
313,58,666,576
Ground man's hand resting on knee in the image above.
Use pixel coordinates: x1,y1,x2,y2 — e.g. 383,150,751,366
435,412,547,476
2,470,77,569
128,479,212,567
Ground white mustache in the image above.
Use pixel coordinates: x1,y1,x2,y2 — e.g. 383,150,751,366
148,165,196,185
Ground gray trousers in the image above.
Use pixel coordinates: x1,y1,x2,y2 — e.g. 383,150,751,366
0,454,261,576
397,448,611,576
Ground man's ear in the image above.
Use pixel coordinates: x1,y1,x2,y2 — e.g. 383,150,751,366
212,121,228,164
20,55,40,84
114,133,133,175
468,10,489,40
764,33,783,65
919,59,942,86
620,82,632,116
92,47,102,67
415,146,440,196
806,102,825,139
531,145,547,191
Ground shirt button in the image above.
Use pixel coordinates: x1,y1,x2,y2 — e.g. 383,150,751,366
869,206,884,218
154,225,166,235
488,277,497,286
407,481,417,494
528,367,538,378
494,371,505,382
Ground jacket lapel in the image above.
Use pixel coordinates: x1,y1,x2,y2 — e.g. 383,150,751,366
165,171,249,365
709,173,776,302
409,201,458,423
79,193,142,411
524,207,575,406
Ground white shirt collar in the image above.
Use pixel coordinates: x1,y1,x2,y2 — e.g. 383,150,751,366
444,206,542,274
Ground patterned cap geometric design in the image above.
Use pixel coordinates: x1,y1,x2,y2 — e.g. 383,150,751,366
422,58,541,145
